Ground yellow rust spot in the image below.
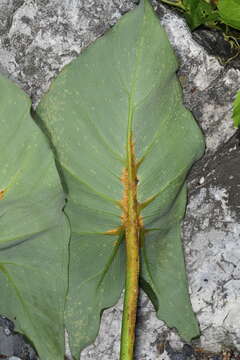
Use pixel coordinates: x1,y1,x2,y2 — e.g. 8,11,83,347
0,190,4,200
119,163,142,232
104,226,122,235
119,167,129,226
105,138,143,235
121,139,142,229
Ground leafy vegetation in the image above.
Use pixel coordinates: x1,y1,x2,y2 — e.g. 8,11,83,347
160,0,240,31
218,0,240,31
0,1,205,359
183,0,220,30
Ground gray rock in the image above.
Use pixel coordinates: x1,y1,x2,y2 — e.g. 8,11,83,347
158,2,239,155
0,317,37,360
0,0,240,359
0,0,136,103
184,132,240,353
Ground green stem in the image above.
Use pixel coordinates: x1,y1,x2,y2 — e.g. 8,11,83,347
120,226,140,360
120,133,140,360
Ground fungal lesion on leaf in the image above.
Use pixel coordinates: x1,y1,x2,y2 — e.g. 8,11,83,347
104,140,144,237
104,226,122,236
118,145,143,234
0,189,4,200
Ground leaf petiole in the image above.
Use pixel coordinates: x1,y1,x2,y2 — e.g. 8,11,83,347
120,132,141,359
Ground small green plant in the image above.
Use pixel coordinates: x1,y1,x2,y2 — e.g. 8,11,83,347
218,0,240,31
160,0,240,31
0,1,205,359
160,0,240,61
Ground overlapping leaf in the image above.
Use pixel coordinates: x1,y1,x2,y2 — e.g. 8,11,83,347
37,0,205,358
0,74,69,360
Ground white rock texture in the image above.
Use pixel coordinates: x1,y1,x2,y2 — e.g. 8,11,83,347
0,1,240,359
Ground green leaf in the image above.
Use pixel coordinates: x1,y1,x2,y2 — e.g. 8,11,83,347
233,90,240,128
36,0,205,357
183,0,219,29
218,0,240,30
0,74,69,360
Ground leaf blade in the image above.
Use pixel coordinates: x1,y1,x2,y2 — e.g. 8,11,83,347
141,185,199,341
0,74,69,360
37,0,204,356
218,0,240,30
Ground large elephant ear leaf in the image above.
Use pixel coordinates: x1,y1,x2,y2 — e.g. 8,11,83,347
36,0,205,357
0,74,69,360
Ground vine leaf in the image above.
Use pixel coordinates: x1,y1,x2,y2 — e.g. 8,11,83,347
0,74,69,360
36,0,205,357
218,0,240,30
183,0,220,30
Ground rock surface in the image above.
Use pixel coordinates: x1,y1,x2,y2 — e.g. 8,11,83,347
0,1,240,359
0,317,37,360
